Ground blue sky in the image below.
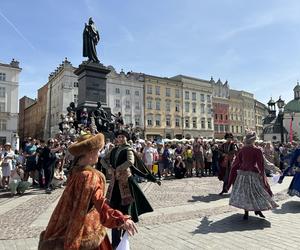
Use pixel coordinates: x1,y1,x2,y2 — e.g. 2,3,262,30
1,0,300,105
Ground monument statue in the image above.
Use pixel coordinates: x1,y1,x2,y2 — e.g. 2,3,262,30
93,101,110,131
83,17,100,63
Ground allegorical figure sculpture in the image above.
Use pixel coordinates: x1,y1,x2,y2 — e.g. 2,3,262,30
83,17,100,63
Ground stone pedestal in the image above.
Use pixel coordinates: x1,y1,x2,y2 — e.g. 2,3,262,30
74,61,111,111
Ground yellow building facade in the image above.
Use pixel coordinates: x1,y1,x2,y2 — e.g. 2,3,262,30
144,75,183,139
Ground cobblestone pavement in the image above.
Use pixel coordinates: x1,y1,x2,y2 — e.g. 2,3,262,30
130,197,300,250
0,176,296,249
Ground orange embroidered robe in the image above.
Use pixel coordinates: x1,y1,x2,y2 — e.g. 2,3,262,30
39,166,128,250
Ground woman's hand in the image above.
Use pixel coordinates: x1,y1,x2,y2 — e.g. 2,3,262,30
122,219,138,236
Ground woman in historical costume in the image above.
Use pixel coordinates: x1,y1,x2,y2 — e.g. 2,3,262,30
278,147,300,197
101,130,160,249
38,133,137,250
227,131,278,220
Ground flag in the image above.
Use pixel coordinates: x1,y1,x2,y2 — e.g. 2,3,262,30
290,117,293,143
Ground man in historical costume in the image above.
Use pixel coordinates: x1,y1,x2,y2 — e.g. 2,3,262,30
218,132,238,195
83,17,100,63
101,130,161,249
39,133,137,250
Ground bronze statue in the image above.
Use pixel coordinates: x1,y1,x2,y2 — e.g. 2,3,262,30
83,17,100,63
93,101,110,131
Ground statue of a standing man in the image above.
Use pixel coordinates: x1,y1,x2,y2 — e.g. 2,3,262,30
83,17,100,63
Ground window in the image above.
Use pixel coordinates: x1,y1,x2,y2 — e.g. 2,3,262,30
166,116,171,127
185,91,189,100
124,115,131,124
126,89,130,95
220,125,224,132
135,117,140,126
201,118,205,129
166,88,171,97
185,118,189,128
200,94,205,102
236,126,239,133
115,88,120,94
175,103,180,112
241,126,243,133
225,125,229,132
115,99,120,108
135,90,139,96
225,115,228,120
125,100,130,109
207,118,212,129
175,117,180,127
0,102,5,112
147,115,153,126
207,104,211,114
220,114,223,120
73,94,78,104
0,87,5,98
232,126,234,133
73,82,79,87
214,124,218,132
155,86,160,95
215,114,218,120
147,85,152,94
192,92,196,101
147,100,152,109
207,95,211,102
175,89,180,98
0,119,6,131
156,100,160,110
135,102,140,110
166,101,171,112
192,118,197,128
201,104,205,113
230,114,234,120
0,73,6,81
192,103,196,113
155,115,161,126
185,102,189,112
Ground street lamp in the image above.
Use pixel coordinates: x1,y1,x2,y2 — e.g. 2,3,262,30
276,96,285,143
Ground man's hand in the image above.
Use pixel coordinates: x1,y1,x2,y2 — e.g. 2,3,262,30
156,180,162,186
122,219,138,236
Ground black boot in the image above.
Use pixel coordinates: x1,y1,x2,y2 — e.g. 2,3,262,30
254,211,265,218
243,211,249,220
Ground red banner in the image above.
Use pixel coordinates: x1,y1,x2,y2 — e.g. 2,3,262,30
290,117,293,143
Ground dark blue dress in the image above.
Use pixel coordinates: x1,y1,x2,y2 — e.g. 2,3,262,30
280,148,300,197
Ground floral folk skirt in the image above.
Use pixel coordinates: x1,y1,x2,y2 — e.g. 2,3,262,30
288,172,300,197
229,170,278,211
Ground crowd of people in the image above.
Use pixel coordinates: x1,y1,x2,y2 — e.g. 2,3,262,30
0,131,298,196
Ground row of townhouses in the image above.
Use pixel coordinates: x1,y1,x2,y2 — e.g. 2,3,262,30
17,58,268,142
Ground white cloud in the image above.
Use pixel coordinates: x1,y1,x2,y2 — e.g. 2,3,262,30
0,9,36,50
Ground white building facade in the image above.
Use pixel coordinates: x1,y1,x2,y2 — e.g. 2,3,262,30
44,58,78,138
0,59,21,149
107,67,144,129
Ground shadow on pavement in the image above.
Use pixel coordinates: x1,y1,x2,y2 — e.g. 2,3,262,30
0,188,46,199
188,193,230,203
192,214,271,234
272,200,300,214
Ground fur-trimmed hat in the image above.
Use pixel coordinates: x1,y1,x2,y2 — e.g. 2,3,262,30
244,130,256,145
224,132,233,139
68,133,104,157
115,130,130,140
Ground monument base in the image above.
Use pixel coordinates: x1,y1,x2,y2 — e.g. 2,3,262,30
74,61,111,110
